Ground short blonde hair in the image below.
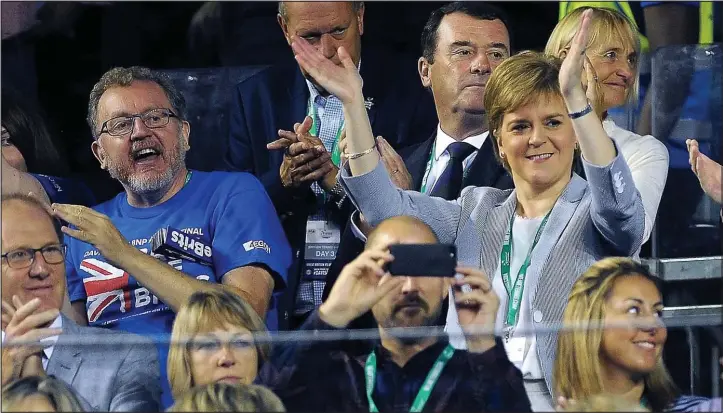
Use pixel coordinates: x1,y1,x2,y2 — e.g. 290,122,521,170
545,7,641,107
168,382,285,412
2,376,85,412
167,289,271,399
554,257,678,412
484,50,575,172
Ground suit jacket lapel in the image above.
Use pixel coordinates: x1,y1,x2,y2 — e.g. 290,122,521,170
359,51,379,128
289,68,310,131
46,315,82,385
480,193,517,277
527,175,587,301
404,133,436,190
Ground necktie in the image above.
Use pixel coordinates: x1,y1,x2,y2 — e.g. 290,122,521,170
41,349,49,370
429,142,477,200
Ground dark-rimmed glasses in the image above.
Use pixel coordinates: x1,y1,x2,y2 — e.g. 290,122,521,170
1,244,67,269
99,108,178,137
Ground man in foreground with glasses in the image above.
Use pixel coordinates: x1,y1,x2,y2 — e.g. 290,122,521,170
53,66,292,407
1,193,161,411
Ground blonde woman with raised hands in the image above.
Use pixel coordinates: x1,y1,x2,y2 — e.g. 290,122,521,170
291,9,645,411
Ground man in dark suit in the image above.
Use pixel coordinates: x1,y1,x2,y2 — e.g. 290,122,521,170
322,2,515,337
226,1,437,328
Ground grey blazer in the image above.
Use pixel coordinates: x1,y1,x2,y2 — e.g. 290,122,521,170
340,150,646,394
47,315,161,412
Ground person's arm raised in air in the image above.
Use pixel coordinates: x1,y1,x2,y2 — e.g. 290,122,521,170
562,9,645,254
290,37,463,243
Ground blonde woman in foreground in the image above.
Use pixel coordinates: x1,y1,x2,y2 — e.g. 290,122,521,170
555,257,721,412
167,382,285,412
2,376,85,412
167,289,271,401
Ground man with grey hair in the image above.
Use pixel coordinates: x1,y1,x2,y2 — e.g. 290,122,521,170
56,66,292,407
226,1,436,328
2,193,162,411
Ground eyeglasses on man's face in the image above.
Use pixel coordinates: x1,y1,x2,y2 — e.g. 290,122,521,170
1,244,67,269
99,108,178,137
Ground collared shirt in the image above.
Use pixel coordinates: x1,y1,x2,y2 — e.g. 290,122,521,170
424,125,487,194
371,339,457,412
258,311,531,412
296,67,362,315
305,79,345,174
2,314,62,370
350,125,488,242
304,59,363,184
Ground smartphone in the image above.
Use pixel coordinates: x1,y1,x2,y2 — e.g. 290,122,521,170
387,244,457,277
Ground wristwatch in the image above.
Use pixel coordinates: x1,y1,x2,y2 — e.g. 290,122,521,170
326,177,347,208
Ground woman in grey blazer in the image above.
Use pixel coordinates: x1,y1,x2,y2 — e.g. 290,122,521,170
291,9,645,411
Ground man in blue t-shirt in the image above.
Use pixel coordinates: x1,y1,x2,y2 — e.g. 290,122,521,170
51,66,292,408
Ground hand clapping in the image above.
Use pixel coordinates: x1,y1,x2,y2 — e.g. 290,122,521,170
686,138,722,204
267,116,336,188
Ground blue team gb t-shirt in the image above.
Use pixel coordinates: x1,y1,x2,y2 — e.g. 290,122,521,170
64,170,291,407
31,174,97,206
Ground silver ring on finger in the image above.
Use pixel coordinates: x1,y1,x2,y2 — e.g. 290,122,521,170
392,169,399,175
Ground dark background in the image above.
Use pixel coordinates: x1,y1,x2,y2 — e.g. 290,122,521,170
2,1,720,397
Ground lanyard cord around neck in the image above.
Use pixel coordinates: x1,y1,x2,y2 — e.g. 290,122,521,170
499,210,552,328
419,140,437,194
308,99,344,167
365,344,455,412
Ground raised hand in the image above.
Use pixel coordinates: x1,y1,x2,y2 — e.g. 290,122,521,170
453,267,499,353
319,241,404,328
582,56,604,115
291,36,362,104
687,138,722,204
51,204,133,265
559,9,593,100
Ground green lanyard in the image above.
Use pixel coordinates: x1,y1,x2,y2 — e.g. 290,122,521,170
500,211,551,327
308,100,344,167
419,141,437,194
365,344,455,412
640,397,649,409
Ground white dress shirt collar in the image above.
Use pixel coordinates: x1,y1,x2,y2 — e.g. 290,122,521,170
1,314,62,370
43,315,62,364
434,125,487,160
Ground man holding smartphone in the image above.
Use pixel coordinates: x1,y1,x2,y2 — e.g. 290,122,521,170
259,216,530,412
